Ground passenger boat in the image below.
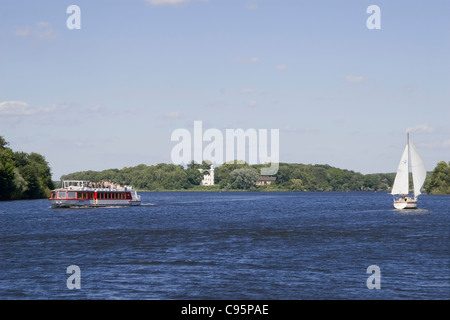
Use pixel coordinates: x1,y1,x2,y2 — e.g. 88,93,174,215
49,180,141,208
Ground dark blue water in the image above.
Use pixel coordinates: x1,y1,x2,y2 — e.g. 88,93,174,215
0,192,449,300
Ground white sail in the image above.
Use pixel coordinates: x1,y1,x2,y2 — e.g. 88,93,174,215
391,144,410,195
409,139,426,198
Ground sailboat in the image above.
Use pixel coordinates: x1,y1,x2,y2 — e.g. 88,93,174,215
391,133,427,209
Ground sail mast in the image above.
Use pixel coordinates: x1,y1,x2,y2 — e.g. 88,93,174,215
408,132,411,194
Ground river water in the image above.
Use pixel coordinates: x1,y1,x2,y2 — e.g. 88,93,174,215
0,191,448,300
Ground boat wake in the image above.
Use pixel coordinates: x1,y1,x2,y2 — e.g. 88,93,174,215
393,208,430,215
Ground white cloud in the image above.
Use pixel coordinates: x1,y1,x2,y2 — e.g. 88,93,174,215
0,101,34,116
13,22,56,42
164,111,183,119
90,105,103,112
145,0,190,5
13,27,32,38
246,3,258,11
248,100,257,108
40,104,69,113
277,65,288,72
418,139,450,149
345,75,365,83
236,57,260,64
37,22,49,28
406,124,435,134
0,101,69,116
241,88,255,94
442,140,450,148
282,126,317,133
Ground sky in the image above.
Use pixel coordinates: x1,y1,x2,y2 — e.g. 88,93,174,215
0,0,449,180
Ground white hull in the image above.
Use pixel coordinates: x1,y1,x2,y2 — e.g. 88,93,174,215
50,199,141,208
393,199,417,209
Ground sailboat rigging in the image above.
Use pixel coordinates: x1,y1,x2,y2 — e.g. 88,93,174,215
391,133,427,209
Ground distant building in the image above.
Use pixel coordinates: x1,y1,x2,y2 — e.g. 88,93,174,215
256,176,276,186
199,165,214,186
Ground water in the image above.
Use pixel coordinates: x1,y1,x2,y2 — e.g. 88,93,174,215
0,192,449,300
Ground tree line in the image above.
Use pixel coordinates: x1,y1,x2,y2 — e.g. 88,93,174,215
57,161,394,192
0,136,54,200
60,160,449,194
1,134,448,199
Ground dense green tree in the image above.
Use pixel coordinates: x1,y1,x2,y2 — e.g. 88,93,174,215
0,162,15,200
229,168,259,189
289,178,304,191
425,161,450,195
214,160,249,186
0,136,9,149
186,168,203,185
20,164,41,199
0,136,54,200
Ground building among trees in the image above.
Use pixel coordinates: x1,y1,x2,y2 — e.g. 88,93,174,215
256,176,276,186
199,165,214,185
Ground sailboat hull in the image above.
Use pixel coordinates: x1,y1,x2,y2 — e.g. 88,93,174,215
394,199,417,209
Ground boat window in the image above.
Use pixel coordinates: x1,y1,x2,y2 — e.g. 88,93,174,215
68,192,76,199
58,191,66,199
77,192,83,199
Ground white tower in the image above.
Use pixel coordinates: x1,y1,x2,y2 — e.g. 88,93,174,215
200,165,214,185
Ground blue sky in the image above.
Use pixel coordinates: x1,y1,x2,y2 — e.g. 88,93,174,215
1,0,449,179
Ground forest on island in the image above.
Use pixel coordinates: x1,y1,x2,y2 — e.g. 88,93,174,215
59,161,395,192
1,135,449,200
60,160,450,194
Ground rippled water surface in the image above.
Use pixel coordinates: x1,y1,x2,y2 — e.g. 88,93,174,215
0,192,449,299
